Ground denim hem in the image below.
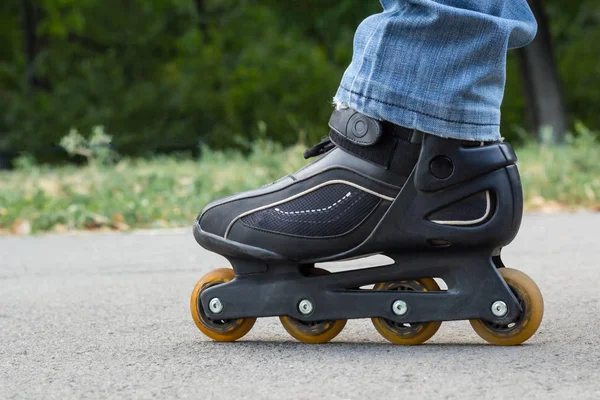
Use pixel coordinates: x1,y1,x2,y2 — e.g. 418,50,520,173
335,86,501,142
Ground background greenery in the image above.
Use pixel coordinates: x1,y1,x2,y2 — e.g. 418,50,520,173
1,0,599,158
1,1,599,233
2,123,598,234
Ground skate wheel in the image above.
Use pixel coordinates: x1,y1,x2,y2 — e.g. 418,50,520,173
371,278,442,345
279,316,347,344
279,267,347,344
190,268,256,342
470,268,543,346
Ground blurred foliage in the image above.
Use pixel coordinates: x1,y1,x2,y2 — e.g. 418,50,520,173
0,0,599,157
546,0,600,131
519,122,600,210
0,140,309,233
60,125,117,166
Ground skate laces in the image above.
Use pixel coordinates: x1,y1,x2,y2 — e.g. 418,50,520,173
303,137,335,159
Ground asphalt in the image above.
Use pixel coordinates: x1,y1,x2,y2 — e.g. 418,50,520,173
1,213,599,399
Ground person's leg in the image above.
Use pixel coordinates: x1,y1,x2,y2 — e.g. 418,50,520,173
334,0,537,141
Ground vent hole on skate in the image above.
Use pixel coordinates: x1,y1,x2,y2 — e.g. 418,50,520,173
427,191,494,226
427,239,451,248
433,278,448,291
360,284,375,290
315,255,394,273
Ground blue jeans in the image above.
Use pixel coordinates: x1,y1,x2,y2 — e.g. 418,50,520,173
334,0,537,141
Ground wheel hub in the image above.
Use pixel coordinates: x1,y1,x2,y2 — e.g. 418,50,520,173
491,300,508,317
209,297,224,314
392,300,408,316
298,299,314,315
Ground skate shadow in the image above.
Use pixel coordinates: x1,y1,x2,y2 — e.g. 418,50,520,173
188,338,536,352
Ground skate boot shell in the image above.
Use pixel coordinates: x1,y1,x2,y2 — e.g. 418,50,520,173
190,108,543,345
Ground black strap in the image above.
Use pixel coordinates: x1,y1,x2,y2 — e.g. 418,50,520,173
329,128,421,175
324,108,423,175
328,108,420,146
328,108,383,146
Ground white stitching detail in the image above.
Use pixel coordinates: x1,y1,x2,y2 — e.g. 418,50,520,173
273,192,352,216
224,180,394,239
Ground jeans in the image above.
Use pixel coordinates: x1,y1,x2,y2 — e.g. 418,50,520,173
334,0,537,141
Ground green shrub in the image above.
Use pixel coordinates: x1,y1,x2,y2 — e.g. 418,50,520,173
0,0,599,158
519,122,600,209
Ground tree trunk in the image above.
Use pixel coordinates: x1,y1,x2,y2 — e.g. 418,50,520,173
518,0,568,142
19,0,38,94
193,0,209,38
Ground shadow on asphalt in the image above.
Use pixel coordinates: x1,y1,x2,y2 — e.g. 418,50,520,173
186,339,542,350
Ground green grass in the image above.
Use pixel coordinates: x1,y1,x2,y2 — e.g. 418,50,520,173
518,127,600,211
1,133,599,234
0,141,308,234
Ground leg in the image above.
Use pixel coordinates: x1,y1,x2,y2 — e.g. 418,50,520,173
334,0,538,141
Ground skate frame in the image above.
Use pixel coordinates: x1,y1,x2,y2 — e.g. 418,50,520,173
199,249,522,325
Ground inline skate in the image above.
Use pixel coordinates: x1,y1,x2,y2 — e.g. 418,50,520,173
190,107,544,345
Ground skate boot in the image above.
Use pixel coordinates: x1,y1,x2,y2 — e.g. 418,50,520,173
190,108,544,345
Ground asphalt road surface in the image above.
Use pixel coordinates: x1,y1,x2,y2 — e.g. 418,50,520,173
2,213,599,399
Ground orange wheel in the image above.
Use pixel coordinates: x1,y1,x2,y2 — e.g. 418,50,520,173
279,267,347,344
371,278,442,345
470,268,543,346
190,268,256,342
280,316,347,344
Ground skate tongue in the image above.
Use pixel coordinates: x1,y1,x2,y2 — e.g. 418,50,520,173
303,137,336,159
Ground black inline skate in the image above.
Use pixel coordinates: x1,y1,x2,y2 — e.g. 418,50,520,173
190,108,543,345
